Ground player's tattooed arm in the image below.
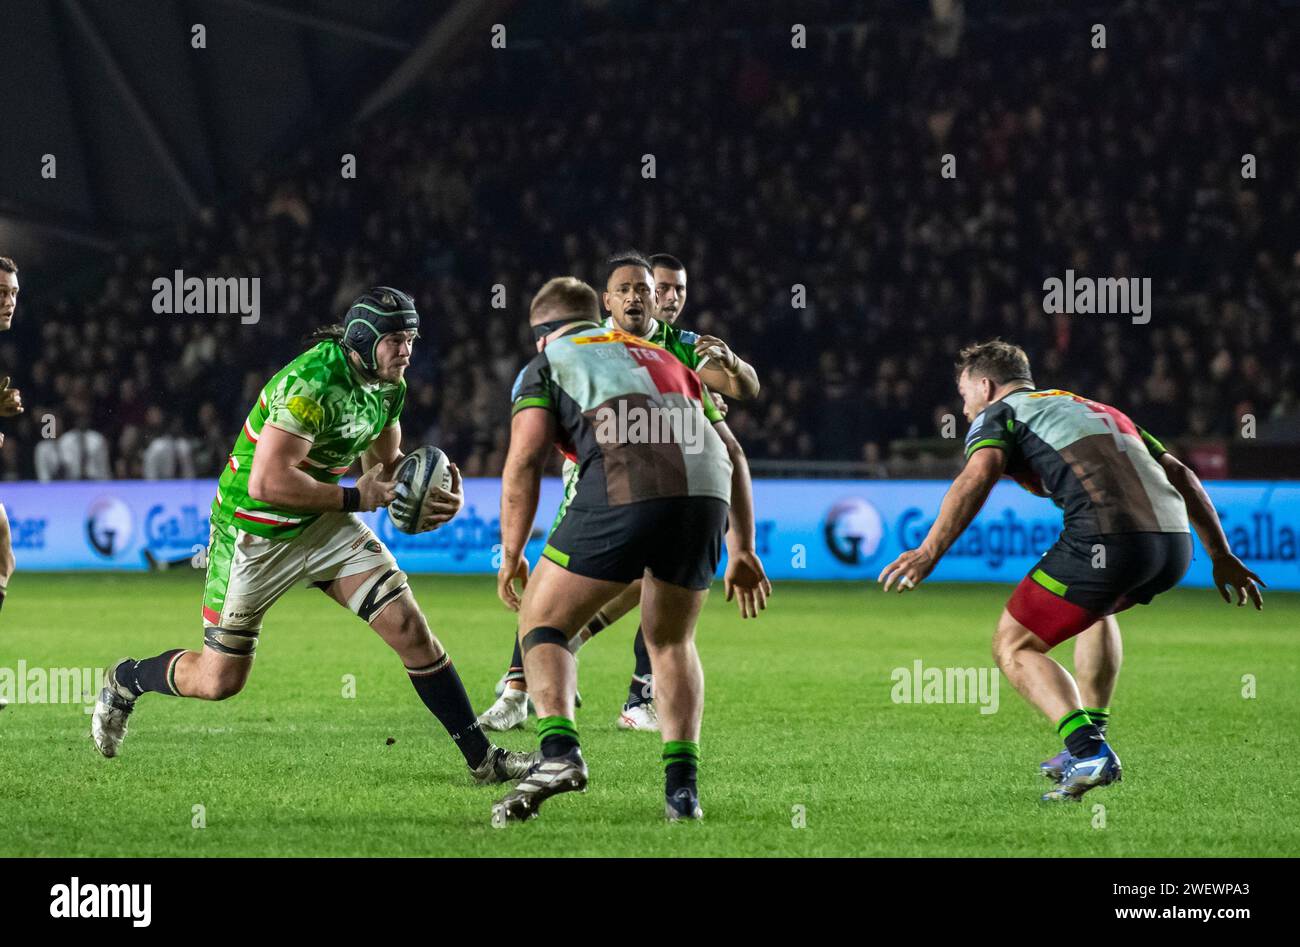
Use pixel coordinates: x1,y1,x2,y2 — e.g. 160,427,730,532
879,446,1005,592
251,423,396,513
695,337,760,400
714,421,771,618
498,407,557,611
1159,452,1265,608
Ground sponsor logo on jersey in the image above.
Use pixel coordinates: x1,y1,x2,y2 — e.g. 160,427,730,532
574,329,660,349
287,395,324,431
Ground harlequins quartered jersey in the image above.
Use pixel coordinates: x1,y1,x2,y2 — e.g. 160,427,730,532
964,388,1190,536
211,341,405,539
512,324,731,508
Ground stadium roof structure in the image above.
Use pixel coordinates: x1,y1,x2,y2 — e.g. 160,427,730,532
0,0,512,262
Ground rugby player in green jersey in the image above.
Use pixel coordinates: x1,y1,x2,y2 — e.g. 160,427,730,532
479,253,764,733
878,340,1265,802
92,288,536,783
492,274,769,823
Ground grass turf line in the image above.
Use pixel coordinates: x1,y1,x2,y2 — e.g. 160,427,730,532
1,572,1296,856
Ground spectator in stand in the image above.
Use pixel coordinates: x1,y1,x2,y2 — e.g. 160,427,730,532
4,0,1298,478
35,405,111,481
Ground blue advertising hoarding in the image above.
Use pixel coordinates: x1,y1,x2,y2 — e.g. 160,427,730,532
3,478,1298,590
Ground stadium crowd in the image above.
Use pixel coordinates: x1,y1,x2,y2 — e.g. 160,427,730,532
3,1,1298,480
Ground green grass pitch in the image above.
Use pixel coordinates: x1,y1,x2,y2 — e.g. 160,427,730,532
1,572,1296,857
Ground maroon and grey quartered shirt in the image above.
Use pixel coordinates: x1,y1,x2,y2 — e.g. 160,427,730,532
510,325,731,509
964,387,1190,537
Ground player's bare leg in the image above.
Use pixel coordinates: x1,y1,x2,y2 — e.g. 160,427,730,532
1074,616,1122,708
992,610,1120,801
991,610,1084,721
638,571,708,820
602,579,658,731
172,647,253,699
1042,617,1122,780
323,567,535,783
493,557,625,823
93,635,255,757
480,577,639,730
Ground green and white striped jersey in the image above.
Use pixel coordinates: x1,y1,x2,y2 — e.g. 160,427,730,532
211,341,405,539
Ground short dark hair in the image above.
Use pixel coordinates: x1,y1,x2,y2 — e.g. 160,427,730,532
956,339,1033,387
0,257,17,275
604,250,652,287
648,253,685,273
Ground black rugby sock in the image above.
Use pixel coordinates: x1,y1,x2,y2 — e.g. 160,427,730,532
664,741,700,795
408,654,492,768
625,626,654,708
117,650,186,697
505,636,525,684
1057,709,1106,759
537,716,580,758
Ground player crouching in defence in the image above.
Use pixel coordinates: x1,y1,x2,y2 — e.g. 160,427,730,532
878,340,1264,802
92,288,536,783
493,275,770,824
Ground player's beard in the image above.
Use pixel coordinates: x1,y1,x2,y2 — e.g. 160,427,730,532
621,307,650,335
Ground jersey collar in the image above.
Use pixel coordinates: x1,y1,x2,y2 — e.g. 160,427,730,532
603,315,658,339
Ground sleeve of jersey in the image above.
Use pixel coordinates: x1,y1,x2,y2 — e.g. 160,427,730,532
1136,425,1168,458
510,355,556,415
676,331,704,370
384,381,406,429
964,402,1014,460
701,386,724,424
264,375,328,443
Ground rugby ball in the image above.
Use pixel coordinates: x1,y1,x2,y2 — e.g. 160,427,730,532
388,445,453,534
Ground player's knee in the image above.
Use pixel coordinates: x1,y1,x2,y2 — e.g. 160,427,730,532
350,567,410,625
393,606,432,651
991,621,1019,667
993,615,1047,665
372,595,433,654
197,627,257,699
640,622,691,652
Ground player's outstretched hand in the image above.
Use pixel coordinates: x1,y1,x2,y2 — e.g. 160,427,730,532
1211,553,1266,610
878,547,937,593
724,550,772,619
0,377,24,417
498,554,529,612
355,464,398,512
418,462,463,532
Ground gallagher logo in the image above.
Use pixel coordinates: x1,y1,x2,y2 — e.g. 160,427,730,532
86,496,134,558
823,497,884,565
